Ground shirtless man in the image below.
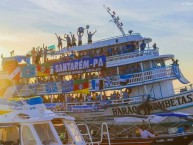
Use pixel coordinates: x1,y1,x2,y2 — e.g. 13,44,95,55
55,33,65,51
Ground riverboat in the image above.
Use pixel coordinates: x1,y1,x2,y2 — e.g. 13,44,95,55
0,6,192,124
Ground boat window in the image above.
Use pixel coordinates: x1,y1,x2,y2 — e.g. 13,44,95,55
65,121,83,142
0,126,19,144
52,119,69,144
33,123,58,145
154,59,165,68
142,61,151,70
22,125,37,145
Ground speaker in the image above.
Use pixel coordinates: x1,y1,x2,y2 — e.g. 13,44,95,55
99,80,104,90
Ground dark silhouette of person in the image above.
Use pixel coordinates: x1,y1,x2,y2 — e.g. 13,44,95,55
55,33,65,51
64,34,72,48
140,40,146,51
70,32,76,47
87,29,97,44
153,43,157,50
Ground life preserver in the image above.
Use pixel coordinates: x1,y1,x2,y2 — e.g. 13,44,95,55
67,105,72,112
136,103,150,115
92,104,99,111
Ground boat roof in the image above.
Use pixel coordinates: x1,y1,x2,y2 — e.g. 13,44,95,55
2,55,27,63
114,115,166,124
58,34,152,54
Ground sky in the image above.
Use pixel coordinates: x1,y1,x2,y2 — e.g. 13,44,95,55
0,0,193,87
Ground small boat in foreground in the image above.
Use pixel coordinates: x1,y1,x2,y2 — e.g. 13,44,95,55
0,96,87,145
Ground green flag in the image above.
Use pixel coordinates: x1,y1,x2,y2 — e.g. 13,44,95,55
48,45,56,50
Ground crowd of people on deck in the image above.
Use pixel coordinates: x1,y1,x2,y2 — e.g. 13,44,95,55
57,41,140,62
55,28,97,51
42,88,132,104
29,29,159,67
29,41,142,65
28,22,160,65
26,62,141,84
30,46,49,65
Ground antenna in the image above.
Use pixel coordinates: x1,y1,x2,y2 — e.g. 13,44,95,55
103,5,126,36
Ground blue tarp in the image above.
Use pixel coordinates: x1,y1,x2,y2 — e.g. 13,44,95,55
156,113,190,118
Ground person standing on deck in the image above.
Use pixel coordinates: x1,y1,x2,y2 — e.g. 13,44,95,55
70,32,77,47
153,43,158,50
55,33,65,51
31,47,36,64
43,46,48,63
77,28,84,46
140,40,146,51
87,29,97,44
64,34,72,49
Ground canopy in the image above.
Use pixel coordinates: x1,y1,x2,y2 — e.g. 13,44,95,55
114,115,166,124
155,112,191,118
2,55,30,64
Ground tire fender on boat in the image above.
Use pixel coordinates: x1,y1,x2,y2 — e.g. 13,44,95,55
136,104,150,115
67,105,72,112
92,104,99,111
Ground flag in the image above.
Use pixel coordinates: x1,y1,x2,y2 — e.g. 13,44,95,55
22,65,36,78
9,67,21,81
36,63,50,76
45,82,58,94
10,50,14,56
48,45,56,50
25,57,31,64
91,79,99,90
119,74,133,85
74,79,90,94
120,79,128,85
61,80,73,93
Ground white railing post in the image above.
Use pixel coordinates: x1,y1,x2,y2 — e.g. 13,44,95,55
100,123,111,145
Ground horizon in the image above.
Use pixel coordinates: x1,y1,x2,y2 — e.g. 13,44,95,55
0,0,193,87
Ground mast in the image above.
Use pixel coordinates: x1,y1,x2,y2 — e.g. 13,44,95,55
103,5,126,36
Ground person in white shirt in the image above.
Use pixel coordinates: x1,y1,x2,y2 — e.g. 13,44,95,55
77,29,84,46
87,94,92,102
138,125,155,139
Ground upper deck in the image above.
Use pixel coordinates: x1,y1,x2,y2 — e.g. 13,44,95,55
55,33,173,67
59,33,148,53
106,49,173,67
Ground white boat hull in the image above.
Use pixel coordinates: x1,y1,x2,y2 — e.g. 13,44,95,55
63,90,193,122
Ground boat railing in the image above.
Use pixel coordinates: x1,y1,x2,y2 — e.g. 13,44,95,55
107,48,159,62
110,94,148,105
77,123,101,145
87,33,141,45
104,66,174,87
16,66,175,99
100,123,111,145
59,94,149,112
66,101,100,106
